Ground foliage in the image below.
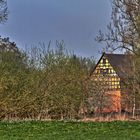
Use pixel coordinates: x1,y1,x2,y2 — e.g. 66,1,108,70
38,41,94,119
0,39,95,120
0,41,42,119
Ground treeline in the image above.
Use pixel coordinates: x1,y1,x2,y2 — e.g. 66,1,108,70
0,40,95,120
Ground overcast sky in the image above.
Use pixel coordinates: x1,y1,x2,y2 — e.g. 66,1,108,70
0,0,112,58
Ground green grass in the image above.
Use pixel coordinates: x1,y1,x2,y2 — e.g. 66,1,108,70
0,121,140,140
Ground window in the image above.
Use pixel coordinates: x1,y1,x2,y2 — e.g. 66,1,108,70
100,68,103,75
100,68,109,76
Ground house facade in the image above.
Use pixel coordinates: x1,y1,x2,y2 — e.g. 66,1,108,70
89,53,131,113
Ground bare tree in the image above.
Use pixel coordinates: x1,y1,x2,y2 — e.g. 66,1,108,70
0,0,8,24
96,0,140,54
96,0,140,117
86,77,112,117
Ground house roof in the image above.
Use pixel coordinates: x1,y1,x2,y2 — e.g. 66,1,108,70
91,53,132,79
105,53,132,78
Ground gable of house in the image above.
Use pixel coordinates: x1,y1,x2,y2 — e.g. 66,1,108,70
90,53,121,90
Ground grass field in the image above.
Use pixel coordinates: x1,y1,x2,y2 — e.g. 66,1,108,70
0,121,140,140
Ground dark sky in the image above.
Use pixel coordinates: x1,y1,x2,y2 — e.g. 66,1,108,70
0,0,112,58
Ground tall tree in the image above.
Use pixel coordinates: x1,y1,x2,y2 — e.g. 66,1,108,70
96,0,140,117
96,0,140,54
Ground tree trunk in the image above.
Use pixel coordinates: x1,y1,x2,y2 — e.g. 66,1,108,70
132,94,136,118
132,57,136,118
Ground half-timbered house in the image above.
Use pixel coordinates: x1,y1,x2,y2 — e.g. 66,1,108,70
90,52,132,113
